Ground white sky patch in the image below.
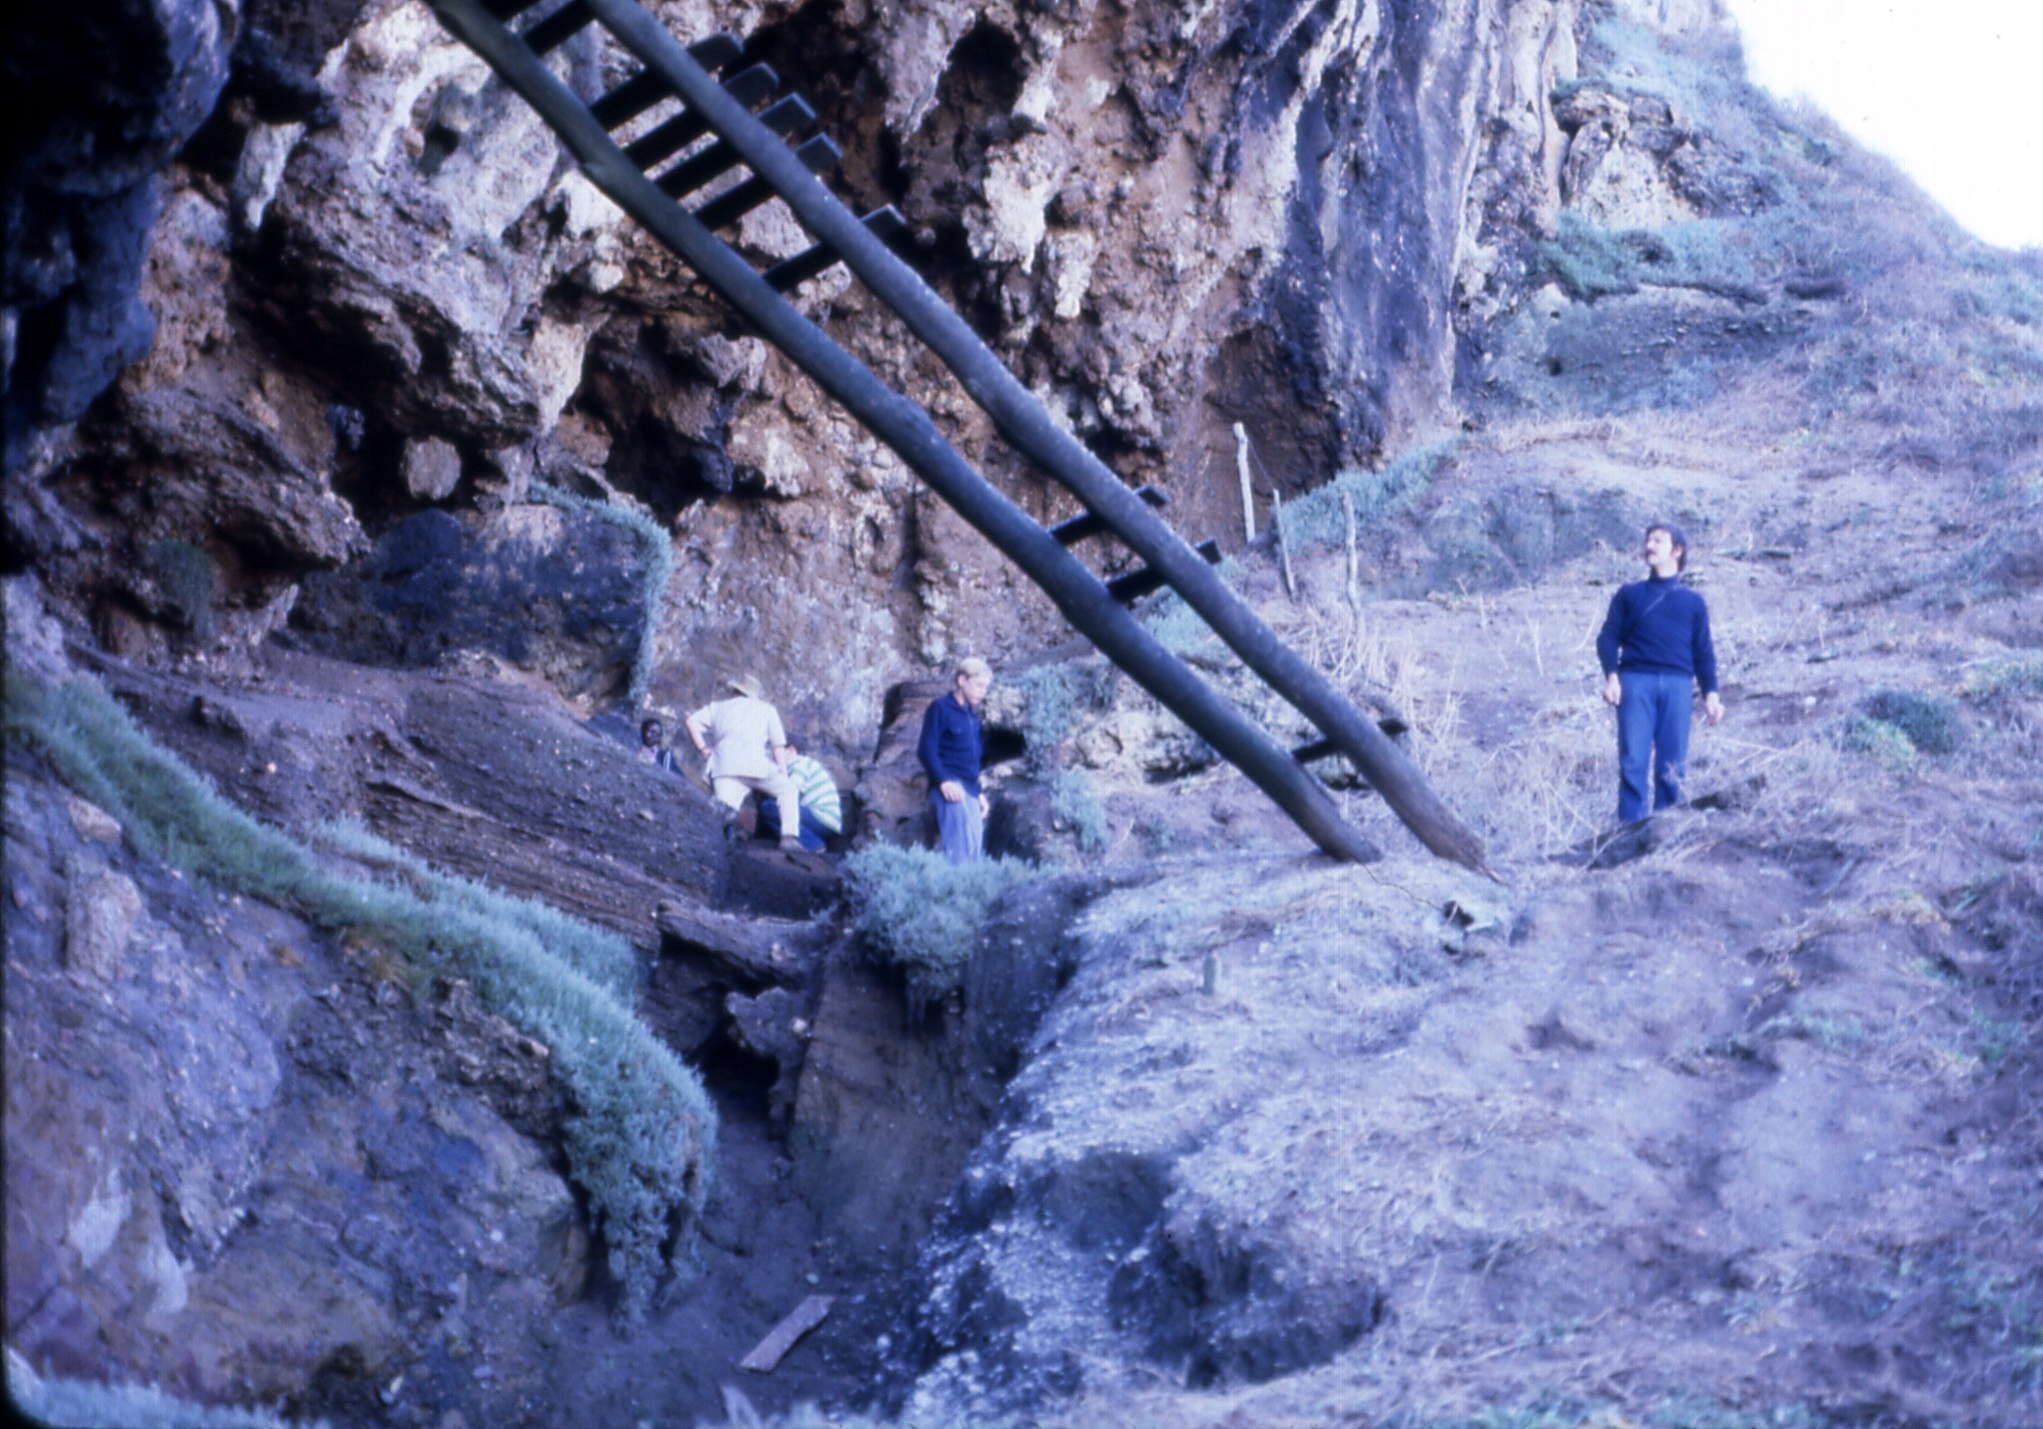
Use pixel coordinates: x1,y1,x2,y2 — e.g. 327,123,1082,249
1720,1,2043,251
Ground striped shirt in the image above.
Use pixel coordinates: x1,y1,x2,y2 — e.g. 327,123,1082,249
785,755,841,833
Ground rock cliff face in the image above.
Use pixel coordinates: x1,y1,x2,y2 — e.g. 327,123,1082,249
5,0,1604,747
5,750,588,1419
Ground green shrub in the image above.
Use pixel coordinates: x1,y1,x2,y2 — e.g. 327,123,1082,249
1048,770,1107,856
1862,688,1964,753
4,674,711,1325
1005,660,1114,774
1139,551,1247,655
144,538,217,636
1538,211,1641,300
534,483,674,704
1282,439,1452,551
5,1349,315,1428
1581,10,1738,121
1960,655,2043,700
844,844,1036,1015
1972,1011,2028,1071
1142,588,1217,654
1839,714,1916,770
1136,815,1180,854
315,821,637,1002
1538,213,1770,306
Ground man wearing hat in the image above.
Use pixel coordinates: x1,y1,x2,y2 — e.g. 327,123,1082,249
685,674,803,850
1597,522,1724,824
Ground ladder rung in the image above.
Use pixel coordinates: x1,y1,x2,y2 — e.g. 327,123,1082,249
763,206,909,292
1290,718,1409,764
1106,537,1220,604
622,63,777,168
686,32,743,72
590,35,742,128
692,134,840,231
1048,484,1169,546
522,0,593,55
655,95,814,199
589,72,670,129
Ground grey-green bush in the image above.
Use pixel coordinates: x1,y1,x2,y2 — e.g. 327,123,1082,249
1281,439,1453,552
6,1349,317,1429
144,538,217,635
1862,688,1963,754
1840,714,1916,771
1960,655,2043,700
1006,660,1114,774
315,820,638,1002
844,844,1036,1015
1538,211,1642,300
1049,770,1107,856
4,674,712,1324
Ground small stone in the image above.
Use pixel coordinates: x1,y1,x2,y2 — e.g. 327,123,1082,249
403,437,463,502
66,796,123,845
64,866,142,982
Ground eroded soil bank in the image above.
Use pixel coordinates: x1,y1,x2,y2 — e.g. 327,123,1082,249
5,627,1129,1427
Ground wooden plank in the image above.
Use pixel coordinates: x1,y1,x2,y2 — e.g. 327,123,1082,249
739,1295,834,1373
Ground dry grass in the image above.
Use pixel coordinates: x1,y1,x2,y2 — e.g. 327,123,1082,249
1471,702,1608,858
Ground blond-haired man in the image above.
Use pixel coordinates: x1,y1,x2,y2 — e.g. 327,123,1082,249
917,656,993,863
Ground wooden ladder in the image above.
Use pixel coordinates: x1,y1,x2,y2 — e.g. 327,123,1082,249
427,0,1488,871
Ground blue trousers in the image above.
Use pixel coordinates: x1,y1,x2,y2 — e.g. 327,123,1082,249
759,798,830,852
930,789,984,864
1616,670,1694,823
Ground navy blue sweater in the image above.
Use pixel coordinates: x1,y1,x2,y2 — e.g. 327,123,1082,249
917,692,984,797
1596,574,1719,694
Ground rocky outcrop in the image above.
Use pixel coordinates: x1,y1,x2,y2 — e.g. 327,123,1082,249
5,0,1618,756
5,755,586,1423
295,505,647,704
0,0,239,472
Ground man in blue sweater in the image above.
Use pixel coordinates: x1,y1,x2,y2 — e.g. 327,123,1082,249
918,656,993,863
1597,523,1724,824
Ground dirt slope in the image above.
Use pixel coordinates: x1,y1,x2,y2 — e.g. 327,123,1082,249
7,1,2043,1426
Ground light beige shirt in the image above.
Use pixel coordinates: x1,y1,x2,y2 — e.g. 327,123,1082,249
689,696,785,779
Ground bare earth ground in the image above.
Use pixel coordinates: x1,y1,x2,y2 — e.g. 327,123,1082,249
8,388,2037,1429
9,372,2035,1429
952,383,2041,1427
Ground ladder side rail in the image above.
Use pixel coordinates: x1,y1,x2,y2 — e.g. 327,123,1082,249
428,0,1379,864
574,0,1486,873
